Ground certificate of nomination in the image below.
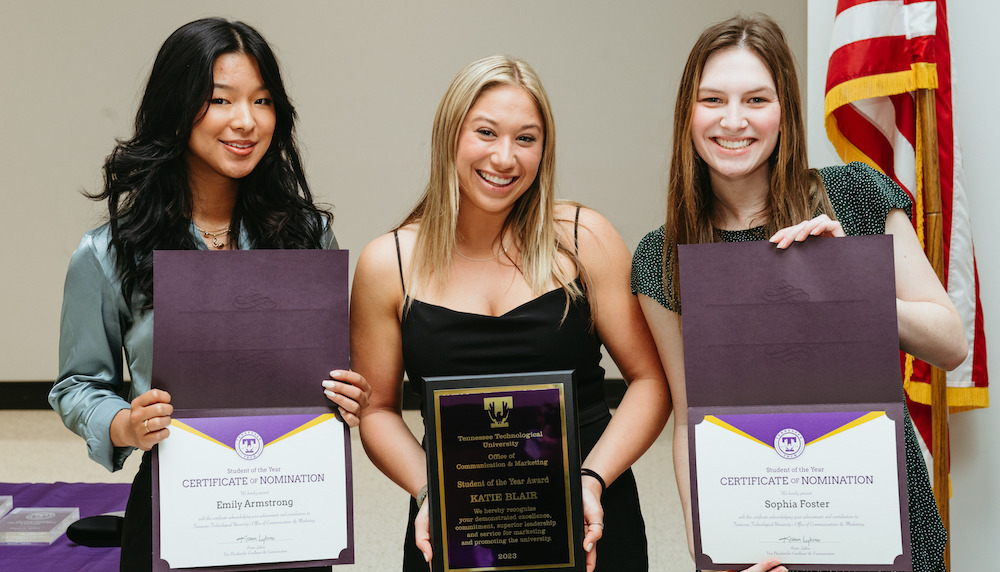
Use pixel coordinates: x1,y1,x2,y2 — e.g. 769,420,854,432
679,237,911,571
151,250,354,570
153,409,353,570
424,371,585,572
690,404,907,569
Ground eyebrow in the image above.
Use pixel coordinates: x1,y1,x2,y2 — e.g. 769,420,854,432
212,83,270,92
469,115,542,131
698,86,776,94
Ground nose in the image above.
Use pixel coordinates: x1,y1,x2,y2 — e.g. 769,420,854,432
491,138,516,170
719,104,747,130
231,101,256,132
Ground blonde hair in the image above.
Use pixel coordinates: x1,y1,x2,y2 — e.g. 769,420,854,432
400,55,582,307
664,14,834,308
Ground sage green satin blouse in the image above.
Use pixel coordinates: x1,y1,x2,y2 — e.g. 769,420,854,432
50,222,337,472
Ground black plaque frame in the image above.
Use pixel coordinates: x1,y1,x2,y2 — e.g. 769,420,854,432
424,371,585,572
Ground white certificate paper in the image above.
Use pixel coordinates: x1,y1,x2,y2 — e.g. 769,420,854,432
691,406,907,569
154,410,351,569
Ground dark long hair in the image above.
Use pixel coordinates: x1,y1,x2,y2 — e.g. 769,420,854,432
89,18,331,309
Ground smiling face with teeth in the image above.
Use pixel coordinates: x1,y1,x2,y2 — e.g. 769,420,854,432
454,84,544,219
185,52,276,192
690,47,780,191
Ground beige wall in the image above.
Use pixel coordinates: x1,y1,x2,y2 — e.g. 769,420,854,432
0,1,805,381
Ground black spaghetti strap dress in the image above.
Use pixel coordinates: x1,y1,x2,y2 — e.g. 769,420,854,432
395,219,648,571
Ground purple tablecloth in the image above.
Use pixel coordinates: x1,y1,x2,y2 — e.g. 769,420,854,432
0,481,130,571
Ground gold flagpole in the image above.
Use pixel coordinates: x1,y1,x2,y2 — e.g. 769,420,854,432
916,86,950,568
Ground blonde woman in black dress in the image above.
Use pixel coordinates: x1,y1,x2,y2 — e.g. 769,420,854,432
353,56,670,571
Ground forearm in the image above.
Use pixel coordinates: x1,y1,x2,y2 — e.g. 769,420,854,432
49,377,131,471
897,298,968,371
360,408,429,497
581,376,669,487
672,421,696,559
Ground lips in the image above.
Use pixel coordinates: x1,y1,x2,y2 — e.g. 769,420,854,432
476,170,517,187
478,170,516,187
713,138,753,150
222,140,256,156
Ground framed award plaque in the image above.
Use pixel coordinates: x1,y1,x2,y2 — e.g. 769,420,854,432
424,371,585,572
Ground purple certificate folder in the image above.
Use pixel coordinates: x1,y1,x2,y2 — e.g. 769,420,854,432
150,250,353,570
678,236,911,571
152,250,348,409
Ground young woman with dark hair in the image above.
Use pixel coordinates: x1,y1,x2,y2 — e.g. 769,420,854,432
92,17,330,308
49,18,369,570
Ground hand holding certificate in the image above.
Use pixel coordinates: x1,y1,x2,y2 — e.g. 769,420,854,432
679,236,912,571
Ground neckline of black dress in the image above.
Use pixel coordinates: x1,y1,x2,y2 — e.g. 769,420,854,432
407,281,574,320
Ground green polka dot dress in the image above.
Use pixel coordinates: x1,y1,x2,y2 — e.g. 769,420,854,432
632,162,947,572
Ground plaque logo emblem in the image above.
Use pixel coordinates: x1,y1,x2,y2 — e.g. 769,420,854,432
26,511,55,520
235,430,264,460
774,428,805,459
484,397,513,428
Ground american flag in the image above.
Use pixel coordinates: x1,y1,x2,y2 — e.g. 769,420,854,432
824,0,988,462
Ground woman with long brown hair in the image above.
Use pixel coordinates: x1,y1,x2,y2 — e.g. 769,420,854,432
632,14,965,572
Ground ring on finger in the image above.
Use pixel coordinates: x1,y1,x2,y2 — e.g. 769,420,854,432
587,522,604,530
144,419,150,434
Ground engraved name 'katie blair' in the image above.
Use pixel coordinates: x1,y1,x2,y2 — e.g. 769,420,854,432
470,491,540,503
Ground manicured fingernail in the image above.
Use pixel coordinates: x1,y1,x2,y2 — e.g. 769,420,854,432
586,542,593,552
322,380,335,389
330,370,343,377
423,552,430,562
324,389,336,399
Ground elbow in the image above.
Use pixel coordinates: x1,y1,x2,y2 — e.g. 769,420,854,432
937,312,970,371
938,337,969,372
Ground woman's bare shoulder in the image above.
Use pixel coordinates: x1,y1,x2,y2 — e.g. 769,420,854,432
554,202,622,251
358,224,418,265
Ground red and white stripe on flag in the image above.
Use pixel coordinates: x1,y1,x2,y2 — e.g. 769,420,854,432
825,0,988,457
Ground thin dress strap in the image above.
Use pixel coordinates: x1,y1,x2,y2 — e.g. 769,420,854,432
574,205,581,255
393,229,406,296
